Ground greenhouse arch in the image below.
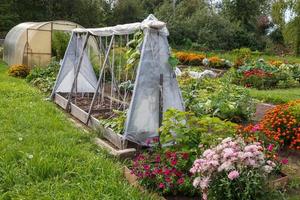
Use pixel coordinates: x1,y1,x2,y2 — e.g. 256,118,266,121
3,20,88,67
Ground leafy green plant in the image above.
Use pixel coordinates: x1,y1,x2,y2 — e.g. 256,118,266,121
26,59,60,93
179,76,255,122
160,109,237,153
99,110,127,134
52,31,70,60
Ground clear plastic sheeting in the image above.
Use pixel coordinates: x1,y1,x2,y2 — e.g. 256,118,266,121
3,21,84,67
51,33,98,95
124,28,184,145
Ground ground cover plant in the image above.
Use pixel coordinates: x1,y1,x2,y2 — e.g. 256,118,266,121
0,60,154,199
26,59,60,93
178,75,255,122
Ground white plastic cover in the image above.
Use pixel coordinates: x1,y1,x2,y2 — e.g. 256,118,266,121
124,28,184,145
51,33,98,95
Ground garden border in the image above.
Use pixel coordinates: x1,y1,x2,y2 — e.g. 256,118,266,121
54,93,136,158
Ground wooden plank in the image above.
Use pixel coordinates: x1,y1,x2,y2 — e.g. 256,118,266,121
94,138,136,159
70,103,89,124
54,93,68,109
54,93,126,150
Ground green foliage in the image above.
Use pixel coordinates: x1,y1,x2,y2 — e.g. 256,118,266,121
160,109,237,153
125,31,143,72
26,59,60,93
99,110,127,135
52,31,70,60
209,169,280,200
179,76,255,122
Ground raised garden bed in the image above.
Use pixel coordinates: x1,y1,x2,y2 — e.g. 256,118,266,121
269,172,289,189
54,93,136,157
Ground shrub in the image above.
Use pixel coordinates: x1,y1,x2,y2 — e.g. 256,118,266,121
8,64,30,78
190,137,280,200
52,31,70,60
26,59,60,93
260,100,300,150
131,150,198,196
160,109,237,153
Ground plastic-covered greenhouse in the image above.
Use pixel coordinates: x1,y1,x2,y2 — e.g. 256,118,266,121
51,15,185,148
3,21,85,67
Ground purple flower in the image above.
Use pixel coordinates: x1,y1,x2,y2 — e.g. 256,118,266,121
228,170,239,180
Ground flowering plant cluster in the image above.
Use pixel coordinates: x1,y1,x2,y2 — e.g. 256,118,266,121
260,100,300,150
8,64,30,78
131,151,198,196
175,52,232,68
175,52,205,66
190,137,277,200
232,59,300,89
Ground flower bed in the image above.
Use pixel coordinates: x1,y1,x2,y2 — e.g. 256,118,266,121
175,52,232,69
231,59,300,89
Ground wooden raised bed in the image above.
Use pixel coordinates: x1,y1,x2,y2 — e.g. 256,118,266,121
54,93,136,158
269,172,289,189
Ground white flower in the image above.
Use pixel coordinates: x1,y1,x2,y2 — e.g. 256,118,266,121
193,177,201,188
263,165,273,173
18,137,23,141
28,154,33,159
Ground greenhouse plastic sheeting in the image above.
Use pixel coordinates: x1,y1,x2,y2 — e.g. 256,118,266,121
51,33,98,95
124,27,184,145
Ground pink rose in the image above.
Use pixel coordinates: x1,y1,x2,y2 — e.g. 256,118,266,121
251,124,261,132
228,170,239,180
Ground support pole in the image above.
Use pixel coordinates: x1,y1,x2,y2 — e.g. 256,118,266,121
158,74,163,148
86,35,115,124
66,33,90,111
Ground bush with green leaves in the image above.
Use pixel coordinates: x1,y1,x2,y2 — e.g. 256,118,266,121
160,109,237,153
179,76,255,122
26,59,60,93
52,31,70,60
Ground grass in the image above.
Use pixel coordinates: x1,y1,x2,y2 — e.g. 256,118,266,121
0,60,153,199
248,88,300,104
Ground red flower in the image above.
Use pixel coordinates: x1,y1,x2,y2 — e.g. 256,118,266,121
159,183,165,189
171,159,177,166
182,152,189,160
155,155,161,162
164,169,172,176
177,177,185,185
165,177,172,182
281,158,288,165
143,165,150,170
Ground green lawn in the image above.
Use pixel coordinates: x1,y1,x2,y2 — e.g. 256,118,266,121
0,60,152,199
248,88,300,104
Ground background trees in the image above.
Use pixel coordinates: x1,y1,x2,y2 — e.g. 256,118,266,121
0,0,299,54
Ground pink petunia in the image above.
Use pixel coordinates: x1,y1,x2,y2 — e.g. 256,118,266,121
267,144,274,151
159,183,165,189
281,158,288,165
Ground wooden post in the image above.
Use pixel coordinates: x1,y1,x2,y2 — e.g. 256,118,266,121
158,74,163,148
66,32,90,111
86,35,115,124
